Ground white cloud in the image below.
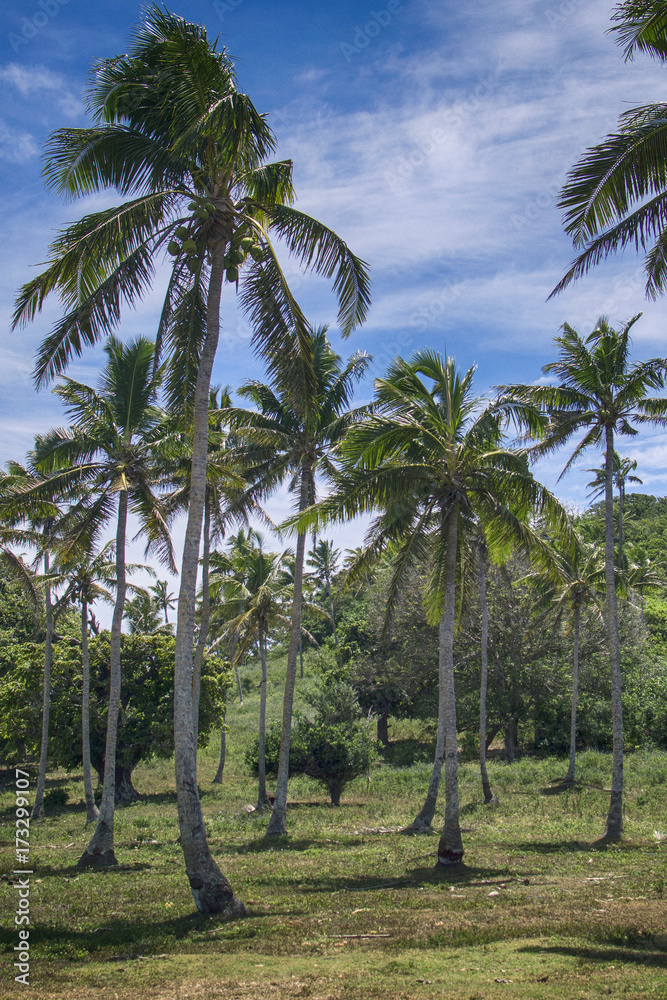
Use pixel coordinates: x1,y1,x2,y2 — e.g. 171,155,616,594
0,119,38,162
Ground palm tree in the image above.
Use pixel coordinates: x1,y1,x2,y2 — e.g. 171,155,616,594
160,387,259,749
24,336,173,865
0,461,68,822
499,316,667,838
12,7,369,912
213,544,295,809
525,539,605,785
551,3,667,298
227,328,370,836
309,350,569,862
586,452,643,568
151,580,176,624
307,539,341,648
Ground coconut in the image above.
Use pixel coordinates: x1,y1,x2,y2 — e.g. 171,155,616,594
226,266,239,282
167,240,180,256
175,226,189,239
229,249,245,266
240,237,255,252
249,245,264,262
182,239,198,255
187,201,198,210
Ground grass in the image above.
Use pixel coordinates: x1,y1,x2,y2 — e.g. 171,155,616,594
1,652,665,999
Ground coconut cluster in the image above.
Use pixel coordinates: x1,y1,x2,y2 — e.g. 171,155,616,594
167,200,263,281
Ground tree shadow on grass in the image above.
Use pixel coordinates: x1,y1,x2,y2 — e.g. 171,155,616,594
249,861,512,895
519,942,667,968
0,909,259,961
513,840,644,855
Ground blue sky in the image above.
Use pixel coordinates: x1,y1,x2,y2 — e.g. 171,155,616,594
1,0,667,594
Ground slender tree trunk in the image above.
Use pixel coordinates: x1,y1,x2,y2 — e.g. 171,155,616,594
410,689,445,831
31,554,53,821
478,546,497,805
173,241,246,915
257,628,271,810
79,491,128,866
235,663,244,703
327,577,338,648
437,505,464,866
265,465,310,836
564,602,581,785
618,482,624,570
377,710,389,748
192,496,211,756
299,636,303,679
212,704,226,784
604,425,624,840
81,595,99,824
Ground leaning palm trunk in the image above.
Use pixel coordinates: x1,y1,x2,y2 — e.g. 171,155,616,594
604,426,624,840
265,465,310,836
31,554,53,821
256,628,271,810
173,244,247,915
192,496,211,753
564,602,581,786
437,507,464,865
78,491,128,866
81,594,99,824
409,682,445,831
478,547,497,805
212,705,226,785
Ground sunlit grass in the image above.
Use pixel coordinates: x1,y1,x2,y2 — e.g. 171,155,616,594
0,650,665,998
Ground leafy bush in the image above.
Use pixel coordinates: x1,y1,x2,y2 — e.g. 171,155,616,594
246,679,378,805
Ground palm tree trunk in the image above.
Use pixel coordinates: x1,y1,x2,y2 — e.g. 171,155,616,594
192,495,211,753
603,425,624,840
618,482,625,570
265,464,310,836
81,594,99,824
31,554,53,822
257,627,271,810
173,240,246,915
212,704,226,784
409,687,445,831
79,490,128,866
327,577,338,648
565,602,581,785
478,546,497,805
437,505,464,866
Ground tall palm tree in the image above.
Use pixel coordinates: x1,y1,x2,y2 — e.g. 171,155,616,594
525,539,605,785
499,316,667,838
12,8,369,912
227,328,370,836
551,2,667,298
213,544,296,809
24,336,173,865
307,539,341,648
586,452,643,568
0,461,68,822
309,350,569,862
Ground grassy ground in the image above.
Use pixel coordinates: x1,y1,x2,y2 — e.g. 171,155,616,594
1,653,665,999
